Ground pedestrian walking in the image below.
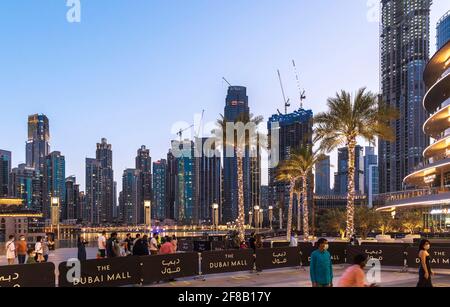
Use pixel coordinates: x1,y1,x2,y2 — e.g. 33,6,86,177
5,235,16,265
42,237,50,262
16,235,27,264
171,235,178,253
77,235,88,261
97,231,107,259
417,239,433,287
106,232,119,258
132,234,144,256
338,254,376,287
124,233,134,255
34,236,45,263
149,233,159,255
160,236,174,255
310,238,333,287
26,248,36,264
142,235,150,256
290,232,298,247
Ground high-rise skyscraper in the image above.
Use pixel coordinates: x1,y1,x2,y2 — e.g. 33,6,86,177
96,138,114,223
173,140,196,224
26,114,50,171
363,146,378,196
65,176,80,220
120,169,140,225
44,151,66,220
222,86,261,223
334,146,364,195
368,165,379,208
0,150,11,197
194,137,222,224
166,149,177,220
379,0,431,193
315,155,331,196
10,164,41,210
135,146,152,224
437,10,450,50
85,158,101,224
268,108,313,220
153,159,167,220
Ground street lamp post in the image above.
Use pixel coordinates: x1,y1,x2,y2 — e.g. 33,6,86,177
254,206,260,230
212,203,219,231
248,211,253,227
144,200,151,234
51,197,60,238
268,206,273,230
279,207,283,230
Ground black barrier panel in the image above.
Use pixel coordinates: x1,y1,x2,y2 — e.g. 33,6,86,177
201,249,254,275
178,240,194,252
256,247,301,270
140,252,199,284
272,241,290,248
58,257,140,287
211,241,226,251
299,243,346,266
194,241,211,252
298,242,314,265
0,262,55,287
407,247,450,269
346,245,406,267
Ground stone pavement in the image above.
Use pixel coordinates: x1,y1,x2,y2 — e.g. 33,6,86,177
1,247,450,287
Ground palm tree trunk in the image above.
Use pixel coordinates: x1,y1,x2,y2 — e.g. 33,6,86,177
286,180,295,242
346,140,356,239
296,191,301,234
302,175,309,240
237,155,245,243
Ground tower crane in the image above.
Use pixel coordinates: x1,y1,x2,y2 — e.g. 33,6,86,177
292,60,306,109
277,69,290,114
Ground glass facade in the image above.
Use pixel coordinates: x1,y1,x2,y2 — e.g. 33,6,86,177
437,11,450,50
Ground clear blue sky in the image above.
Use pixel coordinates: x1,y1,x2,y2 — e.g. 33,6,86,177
0,0,448,191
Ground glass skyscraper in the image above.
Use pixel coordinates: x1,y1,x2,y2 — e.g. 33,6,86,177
315,155,331,196
378,0,431,193
96,138,114,223
26,114,50,172
222,86,261,223
437,10,450,50
363,146,378,197
45,151,66,220
334,146,364,195
268,108,313,225
0,150,11,197
135,145,152,223
153,159,167,220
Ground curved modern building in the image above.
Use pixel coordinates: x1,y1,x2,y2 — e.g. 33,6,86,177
377,39,450,230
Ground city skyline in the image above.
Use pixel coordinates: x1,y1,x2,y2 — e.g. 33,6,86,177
0,1,448,193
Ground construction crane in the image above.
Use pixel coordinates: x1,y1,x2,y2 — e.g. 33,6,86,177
222,77,232,87
177,124,194,142
177,109,205,141
277,69,290,114
292,60,306,109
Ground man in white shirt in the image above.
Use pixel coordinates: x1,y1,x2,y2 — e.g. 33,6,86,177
149,233,159,255
290,232,298,247
98,231,107,258
5,235,16,265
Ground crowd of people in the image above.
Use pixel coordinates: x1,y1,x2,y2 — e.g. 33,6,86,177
5,234,52,265
3,232,437,288
87,231,179,261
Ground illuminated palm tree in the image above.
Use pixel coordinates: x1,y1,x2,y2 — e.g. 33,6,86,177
215,113,263,242
314,88,397,239
276,146,326,241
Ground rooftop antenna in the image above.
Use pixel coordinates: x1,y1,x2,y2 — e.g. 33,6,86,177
222,77,232,87
277,69,290,114
292,60,306,109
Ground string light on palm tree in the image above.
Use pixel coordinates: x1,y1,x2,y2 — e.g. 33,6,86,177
314,88,398,239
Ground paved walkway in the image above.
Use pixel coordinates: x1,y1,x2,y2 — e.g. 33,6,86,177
2,248,450,287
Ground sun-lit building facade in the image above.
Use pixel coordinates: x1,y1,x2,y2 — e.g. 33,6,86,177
377,39,450,231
